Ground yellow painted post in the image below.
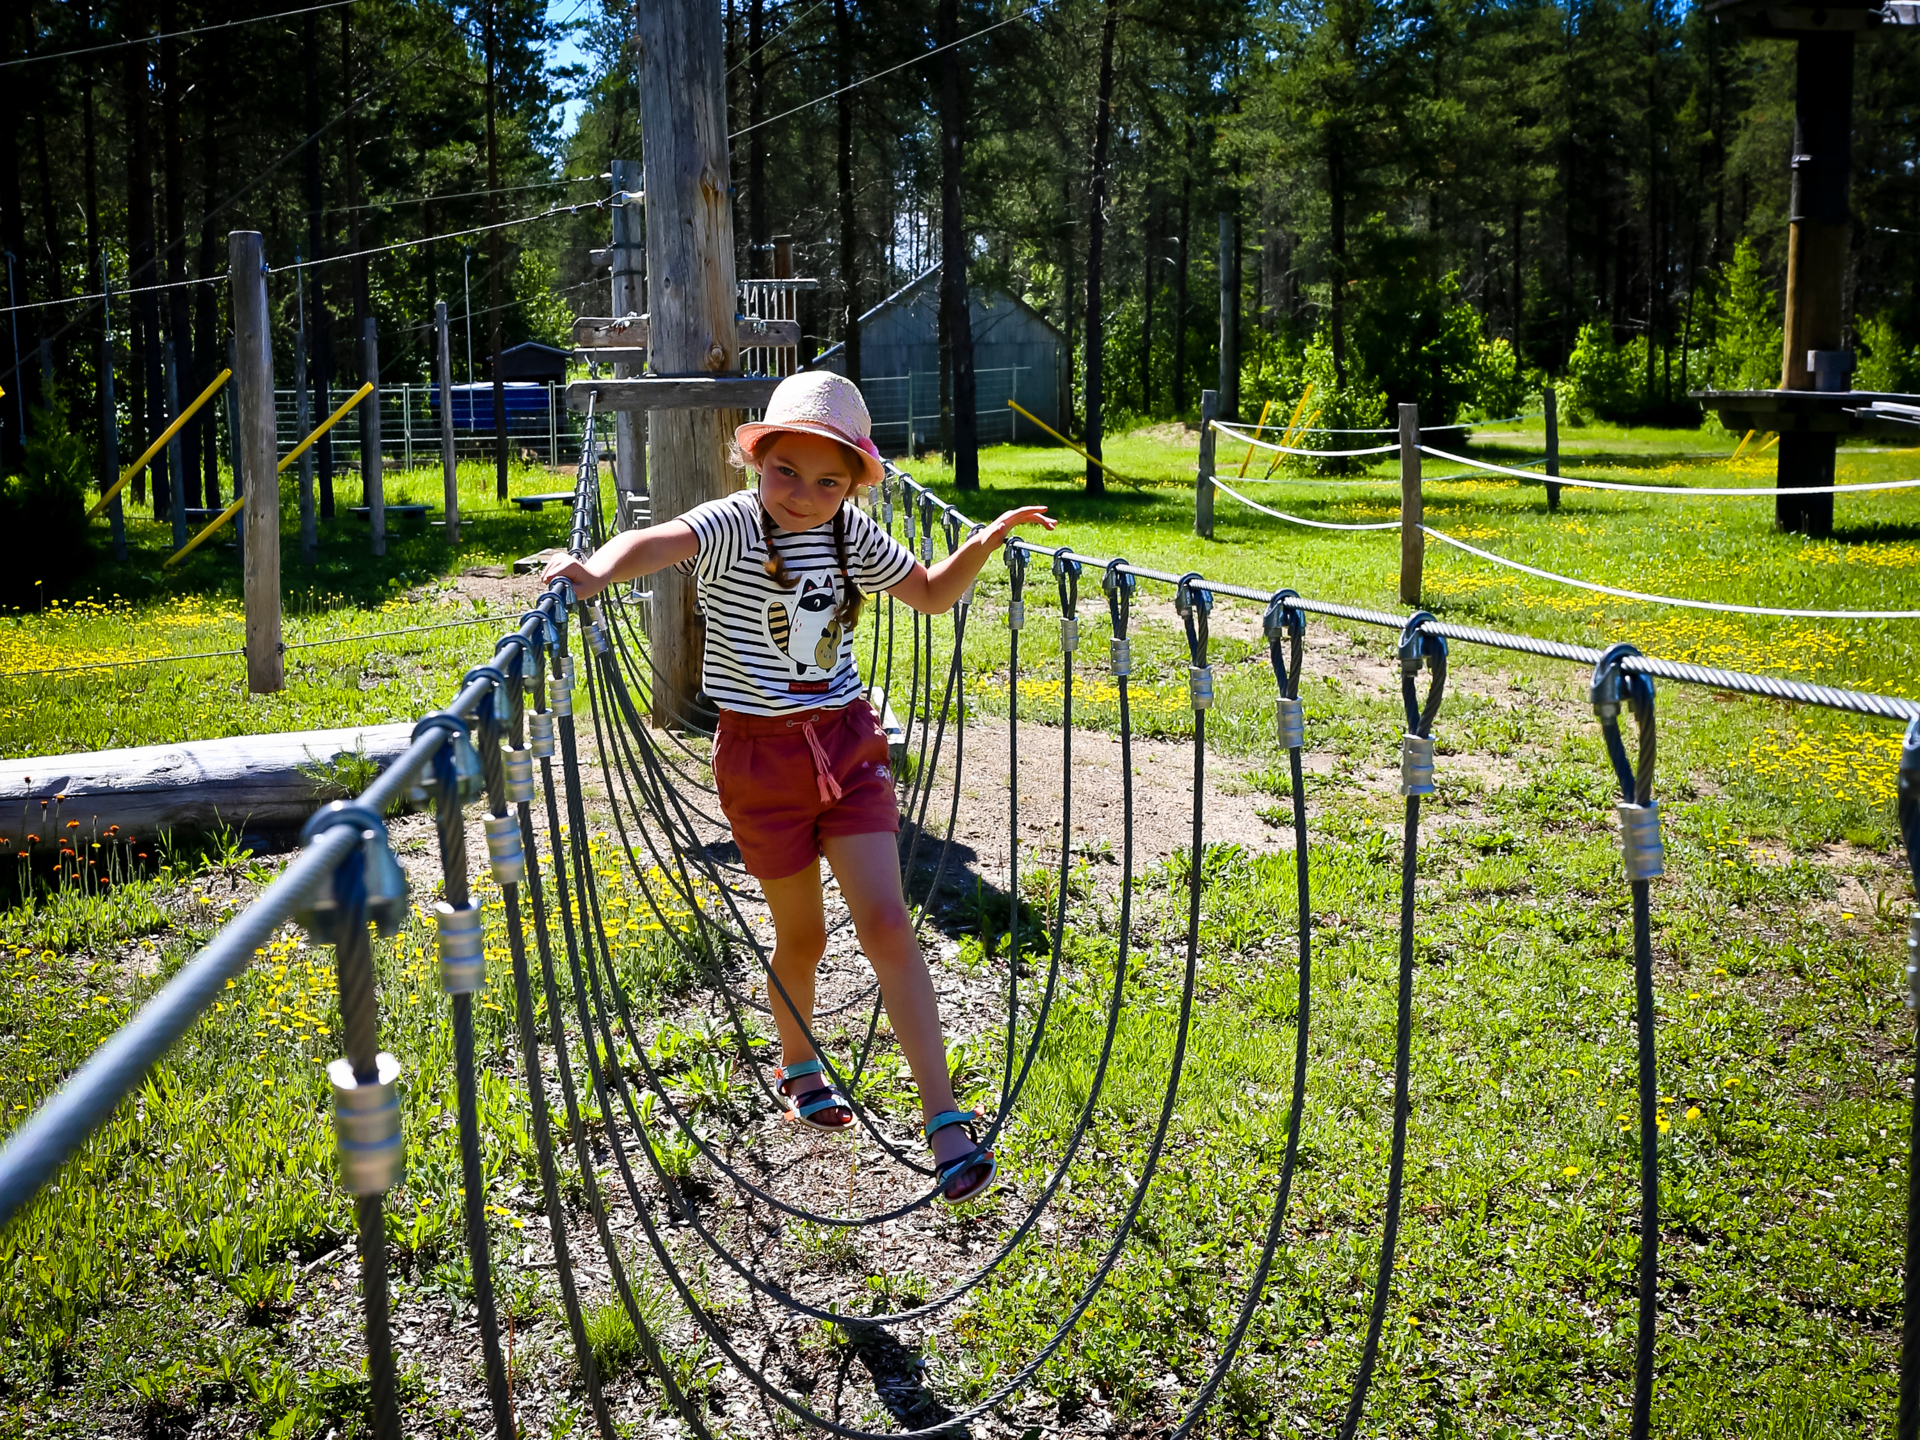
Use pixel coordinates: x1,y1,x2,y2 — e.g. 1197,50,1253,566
1005,399,1128,481
1237,396,1275,477
87,367,231,519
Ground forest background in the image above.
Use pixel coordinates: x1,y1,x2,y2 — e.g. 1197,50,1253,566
5,0,1920,519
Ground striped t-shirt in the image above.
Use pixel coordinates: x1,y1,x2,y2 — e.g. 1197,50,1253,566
672,489,916,716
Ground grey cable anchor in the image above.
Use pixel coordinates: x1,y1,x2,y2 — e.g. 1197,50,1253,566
521,606,562,761
293,798,409,1440
1398,610,1447,795
1589,641,1660,1440
1175,571,1213,711
1592,643,1664,880
1005,537,1028,632
1899,718,1920,1440
1104,555,1135,678
918,490,937,567
1054,547,1082,657
1265,589,1306,749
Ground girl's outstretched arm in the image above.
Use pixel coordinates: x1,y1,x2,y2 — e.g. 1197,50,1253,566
540,520,699,601
886,505,1054,615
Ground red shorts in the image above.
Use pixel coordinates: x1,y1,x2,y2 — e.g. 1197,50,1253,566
711,700,900,879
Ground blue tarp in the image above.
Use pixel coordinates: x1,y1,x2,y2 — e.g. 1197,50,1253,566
431,382,553,432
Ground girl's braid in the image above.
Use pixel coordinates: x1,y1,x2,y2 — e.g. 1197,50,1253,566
831,505,864,631
759,501,798,589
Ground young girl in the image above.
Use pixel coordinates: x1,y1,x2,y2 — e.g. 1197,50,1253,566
544,370,1053,1204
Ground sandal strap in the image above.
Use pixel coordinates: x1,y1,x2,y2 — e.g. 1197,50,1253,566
936,1147,993,1185
923,1108,980,1141
791,1086,848,1122
776,1058,827,1088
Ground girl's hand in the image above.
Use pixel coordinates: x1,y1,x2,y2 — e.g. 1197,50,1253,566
541,553,606,600
988,506,1056,542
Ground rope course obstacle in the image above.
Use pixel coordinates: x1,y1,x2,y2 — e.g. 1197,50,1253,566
6,412,1920,1438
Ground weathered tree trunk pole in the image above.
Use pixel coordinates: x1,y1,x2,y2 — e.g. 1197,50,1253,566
936,0,978,489
637,0,738,729
437,301,459,542
164,341,187,551
610,158,648,521
834,0,861,386
486,0,509,501
101,260,127,562
361,316,384,556
231,232,282,694
229,334,246,576
1195,390,1217,539
1218,210,1239,423
1775,31,1853,540
1399,403,1423,606
1081,0,1117,498
294,311,317,560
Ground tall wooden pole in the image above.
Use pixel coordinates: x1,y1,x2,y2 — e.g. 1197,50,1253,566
361,315,384,556
485,0,508,501
164,340,187,550
637,0,738,729
1195,389,1217,539
609,159,648,523
1218,211,1239,423
1399,403,1423,606
1544,384,1561,513
231,231,282,694
437,301,459,543
101,257,127,562
1775,31,1853,539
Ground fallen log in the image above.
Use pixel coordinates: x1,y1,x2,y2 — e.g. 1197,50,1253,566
1,723,418,855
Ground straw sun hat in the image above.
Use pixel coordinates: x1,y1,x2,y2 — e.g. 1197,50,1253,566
735,370,886,488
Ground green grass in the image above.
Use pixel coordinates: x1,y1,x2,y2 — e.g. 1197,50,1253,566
2,426,1918,1435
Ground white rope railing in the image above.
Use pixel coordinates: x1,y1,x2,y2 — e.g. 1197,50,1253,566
1209,475,1401,530
1418,445,1920,498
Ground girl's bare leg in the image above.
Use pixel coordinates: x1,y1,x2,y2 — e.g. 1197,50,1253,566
819,831,979,1173
759,860,845,1121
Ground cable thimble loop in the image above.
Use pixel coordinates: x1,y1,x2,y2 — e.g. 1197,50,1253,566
1397,611,1447,796
918,492,936,565
1103,557,1135,677
295,802,412,945
409,713,483,806
462,664,507,727
1004,538,1028,632
880,471,895,528
1052,548,1082,655
1175,572,1214,712
1898,717,1920,1010
1265,589,1306,749
494,635,533,733
1591,642,1663,882
518,607,559,656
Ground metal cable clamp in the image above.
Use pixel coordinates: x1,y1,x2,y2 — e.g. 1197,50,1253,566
295,802,410,943
1592,642,1663,880
1176,572,1213,711
1053,548,1082,655
504,747,535,804
1004,539,1028,632
483,812,526,886
328,1051,404,1196
1265,589,1306,750
919,492,936,566
528,710,557,759
434,898,485,994
1103,556,1135,677
881,472,894,529
584,600,612,655
408,713,484,806
1398,611,1447,796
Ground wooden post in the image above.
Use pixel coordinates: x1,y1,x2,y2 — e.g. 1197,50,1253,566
231,232,282,694
293,328,317,559
637,0,739,729
1775,30,1853,539
361,316,384,556
437,301,459,543
164,341,187,551
1195,389,1217,539
101,271,127,562
1399,402,1423,606
1544,385,1561,512
609,158,648,523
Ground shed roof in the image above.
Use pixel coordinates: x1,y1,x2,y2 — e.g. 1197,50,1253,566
813,266,1063,363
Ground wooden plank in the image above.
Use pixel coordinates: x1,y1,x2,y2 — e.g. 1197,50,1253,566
1399,404,1424,605
566,377,781,413
0,724,419,852
572,314,802,351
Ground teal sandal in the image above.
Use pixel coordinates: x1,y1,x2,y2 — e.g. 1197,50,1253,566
924,1109,997,1206
776,1059,853,1132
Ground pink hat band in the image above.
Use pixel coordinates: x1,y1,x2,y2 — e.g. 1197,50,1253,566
736,371,886,487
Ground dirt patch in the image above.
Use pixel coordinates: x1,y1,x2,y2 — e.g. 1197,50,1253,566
432,567,548,614
1127,421,1200,448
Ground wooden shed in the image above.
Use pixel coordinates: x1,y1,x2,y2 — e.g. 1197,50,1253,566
493,340,572,384
813,267,1065,452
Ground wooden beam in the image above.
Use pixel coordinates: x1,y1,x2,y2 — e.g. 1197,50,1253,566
608,159,649,514
231,231,283,695
0,723,419,853
566,377,780,413
572,314,802,351
1399,403,1423,605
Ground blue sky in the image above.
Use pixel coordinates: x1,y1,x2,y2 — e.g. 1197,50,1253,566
546,0,595,139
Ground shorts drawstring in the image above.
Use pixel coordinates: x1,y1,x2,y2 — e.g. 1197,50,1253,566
798,718,844,805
